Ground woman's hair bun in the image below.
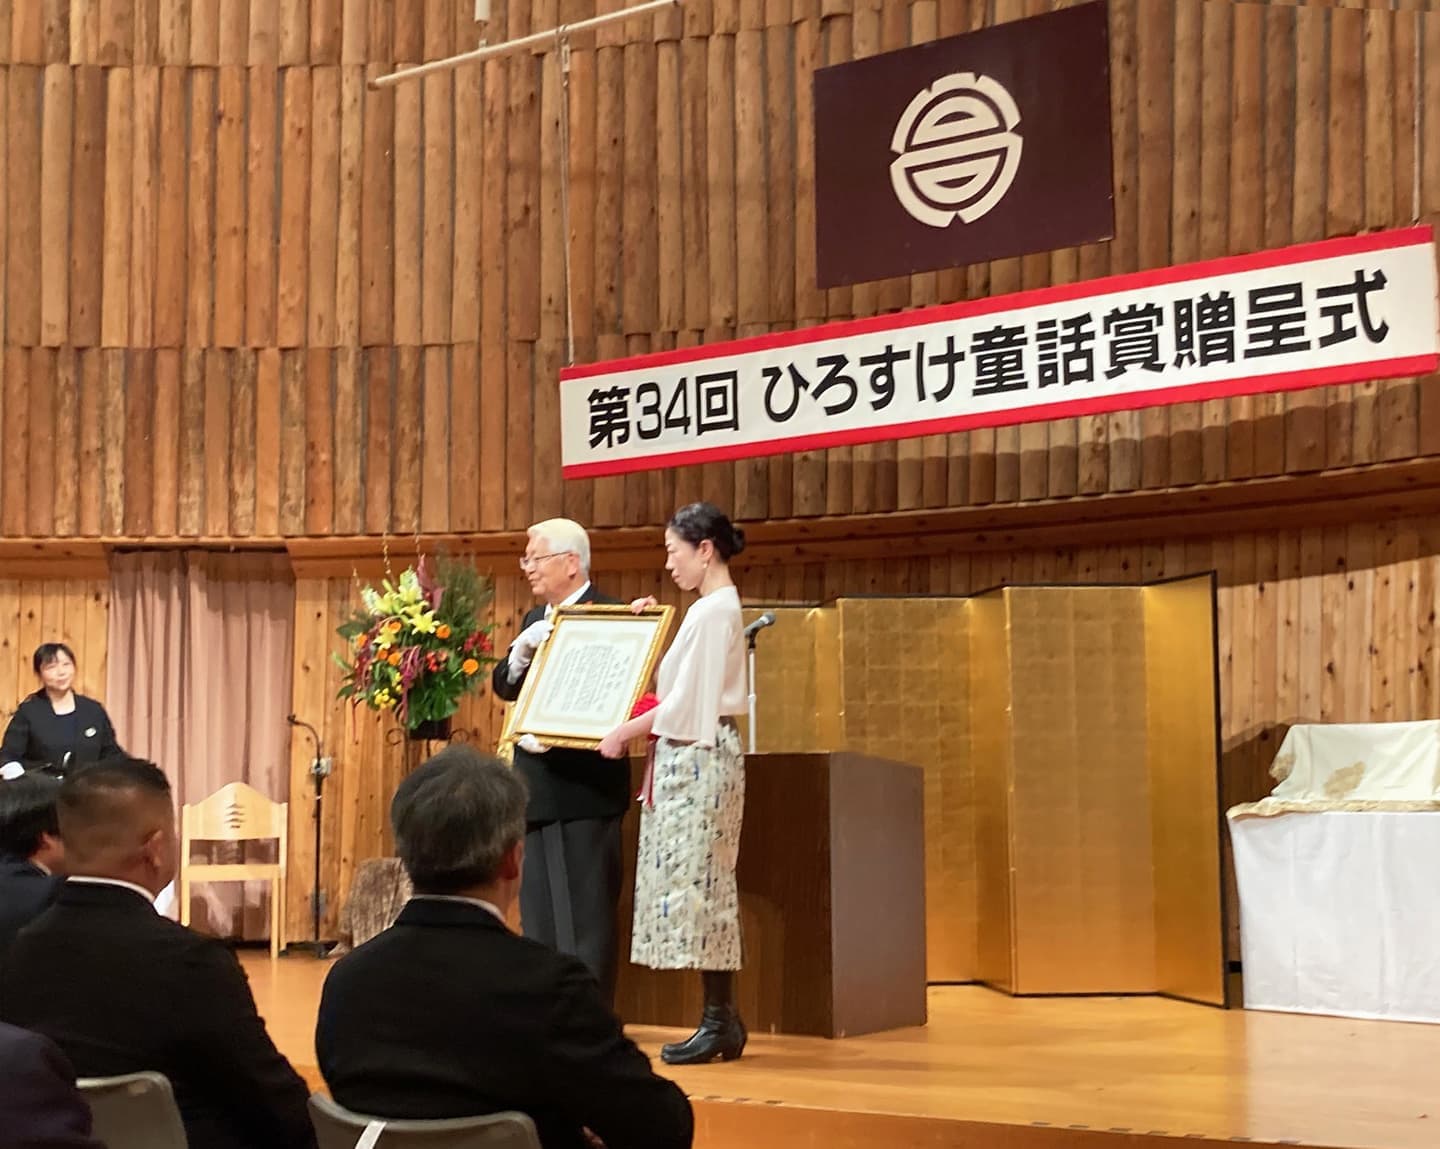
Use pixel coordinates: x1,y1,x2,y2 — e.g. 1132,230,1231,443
668,502,745,561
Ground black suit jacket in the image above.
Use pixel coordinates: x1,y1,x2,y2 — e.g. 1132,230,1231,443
0,854,61,962
0,882,316,1149
0,1021,105,1149
492,587,632,823
1,694,123,773
316,899,692,1149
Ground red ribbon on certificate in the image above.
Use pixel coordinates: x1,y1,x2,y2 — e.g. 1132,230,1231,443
631,693,660,808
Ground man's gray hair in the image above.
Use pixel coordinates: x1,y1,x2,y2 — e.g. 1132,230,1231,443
390,746,528,894
528,518,591,574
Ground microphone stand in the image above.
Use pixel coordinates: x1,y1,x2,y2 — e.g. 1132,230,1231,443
746,629,759,755
743,613,776,755
286,715,334,958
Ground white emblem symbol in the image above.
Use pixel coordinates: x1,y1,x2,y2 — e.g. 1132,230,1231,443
85,727,97,738
890,72,1024,229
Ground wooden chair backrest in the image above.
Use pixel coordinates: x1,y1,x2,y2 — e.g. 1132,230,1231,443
183,781,286,842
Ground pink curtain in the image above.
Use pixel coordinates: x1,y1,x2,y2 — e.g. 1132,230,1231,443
107,552,295,940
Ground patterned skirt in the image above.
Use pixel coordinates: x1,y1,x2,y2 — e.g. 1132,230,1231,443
629,721,745,971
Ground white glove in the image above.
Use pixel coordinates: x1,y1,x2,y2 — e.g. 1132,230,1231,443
1,762,23,781
507,617,554,678
516,734,550,756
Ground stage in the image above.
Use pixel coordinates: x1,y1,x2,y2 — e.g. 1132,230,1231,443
243,954,1440,1149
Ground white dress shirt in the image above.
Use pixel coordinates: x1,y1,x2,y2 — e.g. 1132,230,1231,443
408,894,507,926
546,580,592,620
67,875,159,905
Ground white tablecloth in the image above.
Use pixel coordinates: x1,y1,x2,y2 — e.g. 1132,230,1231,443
1229,810,1440,1024
1230,721,1440,818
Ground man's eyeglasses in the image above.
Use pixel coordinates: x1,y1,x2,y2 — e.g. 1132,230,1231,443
519,552,572,572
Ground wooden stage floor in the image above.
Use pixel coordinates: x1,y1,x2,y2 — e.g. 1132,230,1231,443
244,953,1440,1149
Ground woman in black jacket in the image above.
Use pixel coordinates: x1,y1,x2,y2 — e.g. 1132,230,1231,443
1,644,124,778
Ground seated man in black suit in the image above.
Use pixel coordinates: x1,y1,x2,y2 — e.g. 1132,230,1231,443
316,745,693,1149
0,1021,104,1149
0,758,315,1149
0,772,66,958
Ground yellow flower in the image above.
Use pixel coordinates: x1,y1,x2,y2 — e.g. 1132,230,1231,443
462,658,479,676
409,610,439,636
375,629,395,651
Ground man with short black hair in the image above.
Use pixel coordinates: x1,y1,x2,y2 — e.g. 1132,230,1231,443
0,758,315,1149
316,745,692,1149
0,772,65,958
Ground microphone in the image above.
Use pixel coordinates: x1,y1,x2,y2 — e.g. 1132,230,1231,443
288,713,317,738
743,611,777,640
287,714,326,776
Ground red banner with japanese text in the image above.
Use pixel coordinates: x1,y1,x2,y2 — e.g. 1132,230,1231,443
560,227,1440,480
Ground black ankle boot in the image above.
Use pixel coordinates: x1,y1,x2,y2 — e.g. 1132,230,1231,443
661,971,747,1065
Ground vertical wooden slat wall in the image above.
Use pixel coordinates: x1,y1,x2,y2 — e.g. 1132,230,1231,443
0,0,1434,540
0,576,111,724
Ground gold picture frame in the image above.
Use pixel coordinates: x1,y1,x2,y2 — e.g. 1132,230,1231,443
499,604,675,752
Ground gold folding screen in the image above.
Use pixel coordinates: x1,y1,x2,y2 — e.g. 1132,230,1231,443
1145,577,1226,1005
743,574,1224,1003
979,587,1155,995
969,592,1012,991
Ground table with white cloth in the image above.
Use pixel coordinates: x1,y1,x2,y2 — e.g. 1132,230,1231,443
1228,721,1440,1024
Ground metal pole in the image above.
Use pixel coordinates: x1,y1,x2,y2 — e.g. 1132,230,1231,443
369,0,681,89
746,642,758,755
311,769,324,949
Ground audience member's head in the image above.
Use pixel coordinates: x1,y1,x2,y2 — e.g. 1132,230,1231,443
391,746,528,906
57,759,176,897
0,773,65,873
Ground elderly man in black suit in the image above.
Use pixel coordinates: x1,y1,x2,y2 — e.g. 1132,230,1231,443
0,772,65,959
0,758,315,1149
491,517,628,1004
0,1022,104,1149
316,745,692,1149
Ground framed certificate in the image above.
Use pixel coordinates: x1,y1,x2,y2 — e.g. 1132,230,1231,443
501,604,675,752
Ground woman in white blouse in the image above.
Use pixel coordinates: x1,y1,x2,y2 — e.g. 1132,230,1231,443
598,502,749,1064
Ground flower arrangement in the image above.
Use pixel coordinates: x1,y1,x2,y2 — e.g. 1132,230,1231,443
335,556,498,734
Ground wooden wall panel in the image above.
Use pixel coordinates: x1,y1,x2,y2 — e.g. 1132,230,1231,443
0,578,110,734
0,0,1431,540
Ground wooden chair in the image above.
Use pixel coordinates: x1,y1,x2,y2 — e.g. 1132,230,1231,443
180,781,288,959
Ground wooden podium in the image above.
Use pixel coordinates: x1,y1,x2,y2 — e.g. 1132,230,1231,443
615,752,927,1038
